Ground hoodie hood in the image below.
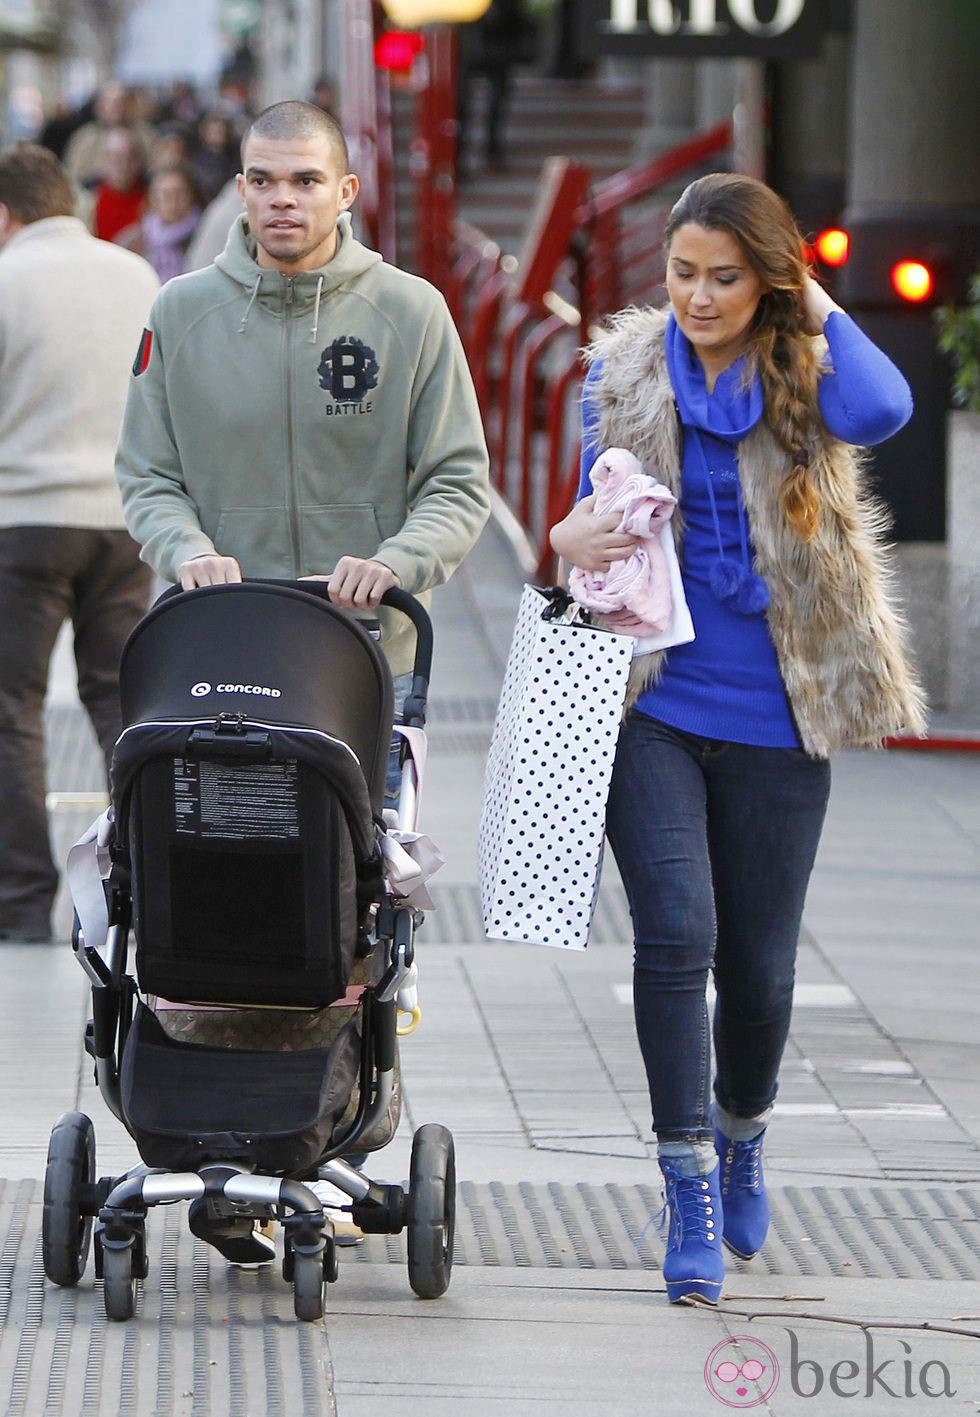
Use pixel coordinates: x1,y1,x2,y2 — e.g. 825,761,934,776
214,211,384,335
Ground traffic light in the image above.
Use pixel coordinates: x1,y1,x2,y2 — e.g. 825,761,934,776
834,225,964,312
811,227,953,307
832,214,978,542
890,259,934,304
813,226,850,268
374,28,425,72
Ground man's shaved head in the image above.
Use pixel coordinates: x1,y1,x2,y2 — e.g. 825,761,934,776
241,101,349,173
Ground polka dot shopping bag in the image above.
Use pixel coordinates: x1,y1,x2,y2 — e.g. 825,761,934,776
478,584,633,950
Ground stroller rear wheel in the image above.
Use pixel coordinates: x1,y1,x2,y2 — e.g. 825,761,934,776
407,1123,456,1299
42,1112,95,1287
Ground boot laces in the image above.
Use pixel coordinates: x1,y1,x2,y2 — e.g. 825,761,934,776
721,1136,763,1195
660,1171,718,1246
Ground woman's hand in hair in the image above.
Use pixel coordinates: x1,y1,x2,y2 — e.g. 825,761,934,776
548,494,637,572
802,272,845,334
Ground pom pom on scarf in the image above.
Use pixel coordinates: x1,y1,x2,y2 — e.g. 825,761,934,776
709,557,770,617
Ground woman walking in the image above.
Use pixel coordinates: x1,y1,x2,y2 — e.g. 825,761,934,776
550,172,925,1306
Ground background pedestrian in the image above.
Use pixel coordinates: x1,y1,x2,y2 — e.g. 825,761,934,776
0,143,159,944
91,126,148,243
115,163,202,283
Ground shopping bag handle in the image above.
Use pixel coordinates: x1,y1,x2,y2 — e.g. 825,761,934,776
539,584,594,626
540,585,573,620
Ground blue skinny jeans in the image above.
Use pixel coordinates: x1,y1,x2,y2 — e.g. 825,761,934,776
605,713,831,1145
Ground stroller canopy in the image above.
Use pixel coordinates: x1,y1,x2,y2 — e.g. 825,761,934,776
116,582,395,808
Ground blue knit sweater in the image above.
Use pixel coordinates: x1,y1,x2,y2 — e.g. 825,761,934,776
578,313,913,747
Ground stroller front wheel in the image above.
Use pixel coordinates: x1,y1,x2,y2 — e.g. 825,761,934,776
407,1123,456,1299
292,1250,326,1322
101,1241,141,1321
42,1112,96,1287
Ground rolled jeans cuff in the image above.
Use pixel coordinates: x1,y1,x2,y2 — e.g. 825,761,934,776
714,1102,772,1142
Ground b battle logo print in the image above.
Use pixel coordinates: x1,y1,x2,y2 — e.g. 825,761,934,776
317,336,379,414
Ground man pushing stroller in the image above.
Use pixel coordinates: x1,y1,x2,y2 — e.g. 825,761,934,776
115,98,490,1259
117,98,488,663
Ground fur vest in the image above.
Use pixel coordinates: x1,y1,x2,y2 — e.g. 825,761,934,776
585,307,927,758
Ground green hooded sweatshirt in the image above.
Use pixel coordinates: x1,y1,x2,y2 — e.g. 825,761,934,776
115,212,490,673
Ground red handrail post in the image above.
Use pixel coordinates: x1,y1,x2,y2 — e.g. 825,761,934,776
517,313,567,528
412,25,458,287
513,158,591,306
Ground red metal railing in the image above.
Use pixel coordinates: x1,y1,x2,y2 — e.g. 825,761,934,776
577,120,735,328
386,32,735,576
410,26,458,288
447,121,735,577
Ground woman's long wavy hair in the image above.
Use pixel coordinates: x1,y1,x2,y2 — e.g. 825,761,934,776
664,172,822,540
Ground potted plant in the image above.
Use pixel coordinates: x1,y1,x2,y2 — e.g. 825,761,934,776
935,271,980,723
936,270,980,413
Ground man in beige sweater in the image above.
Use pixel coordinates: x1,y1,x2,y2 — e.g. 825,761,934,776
0,143,159,944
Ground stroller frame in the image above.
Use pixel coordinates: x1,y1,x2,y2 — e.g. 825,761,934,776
42,583,455,1322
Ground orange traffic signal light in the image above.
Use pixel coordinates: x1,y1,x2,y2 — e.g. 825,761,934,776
890,260,934,303
813,227,850,267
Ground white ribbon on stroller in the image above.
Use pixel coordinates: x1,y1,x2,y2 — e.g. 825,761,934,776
376,807,442,1033
377,827,445,911
381,717,444,910
66,808,115,957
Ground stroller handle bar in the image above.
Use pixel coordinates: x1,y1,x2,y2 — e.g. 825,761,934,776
379,587,433,730
378,586,434,683
154,577,434,727
242,578,434,729
241,579,433,683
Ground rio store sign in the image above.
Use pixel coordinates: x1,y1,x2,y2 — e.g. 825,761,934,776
586,0,831,57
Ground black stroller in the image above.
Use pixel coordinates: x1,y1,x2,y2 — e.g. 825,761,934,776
41,581,455,1322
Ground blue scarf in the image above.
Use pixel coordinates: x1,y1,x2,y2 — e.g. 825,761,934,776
664,315,770,616
664,312,764,439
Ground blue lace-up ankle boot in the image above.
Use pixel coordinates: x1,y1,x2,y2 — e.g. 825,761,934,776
658,1159,725,1305
715,1126,770,1259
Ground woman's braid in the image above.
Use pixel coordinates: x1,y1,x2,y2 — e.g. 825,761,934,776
753,291,822,541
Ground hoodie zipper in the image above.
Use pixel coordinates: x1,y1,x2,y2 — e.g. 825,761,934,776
283,276,303,573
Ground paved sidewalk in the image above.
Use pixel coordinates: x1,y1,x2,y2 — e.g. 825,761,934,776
2,517,979,1414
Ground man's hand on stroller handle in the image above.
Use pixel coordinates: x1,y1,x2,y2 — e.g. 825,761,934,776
179,553,244,588
303,557,401,610
176,554,400,611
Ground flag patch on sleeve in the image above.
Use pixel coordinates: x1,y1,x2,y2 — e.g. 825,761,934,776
133,328,153,376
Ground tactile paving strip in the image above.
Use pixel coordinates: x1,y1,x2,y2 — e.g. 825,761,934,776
0,1180,335,1417
4,1178,980,1411
347,1180,980,1281
426,696,502,725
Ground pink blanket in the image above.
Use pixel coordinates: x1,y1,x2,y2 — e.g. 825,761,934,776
569,448,677,634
